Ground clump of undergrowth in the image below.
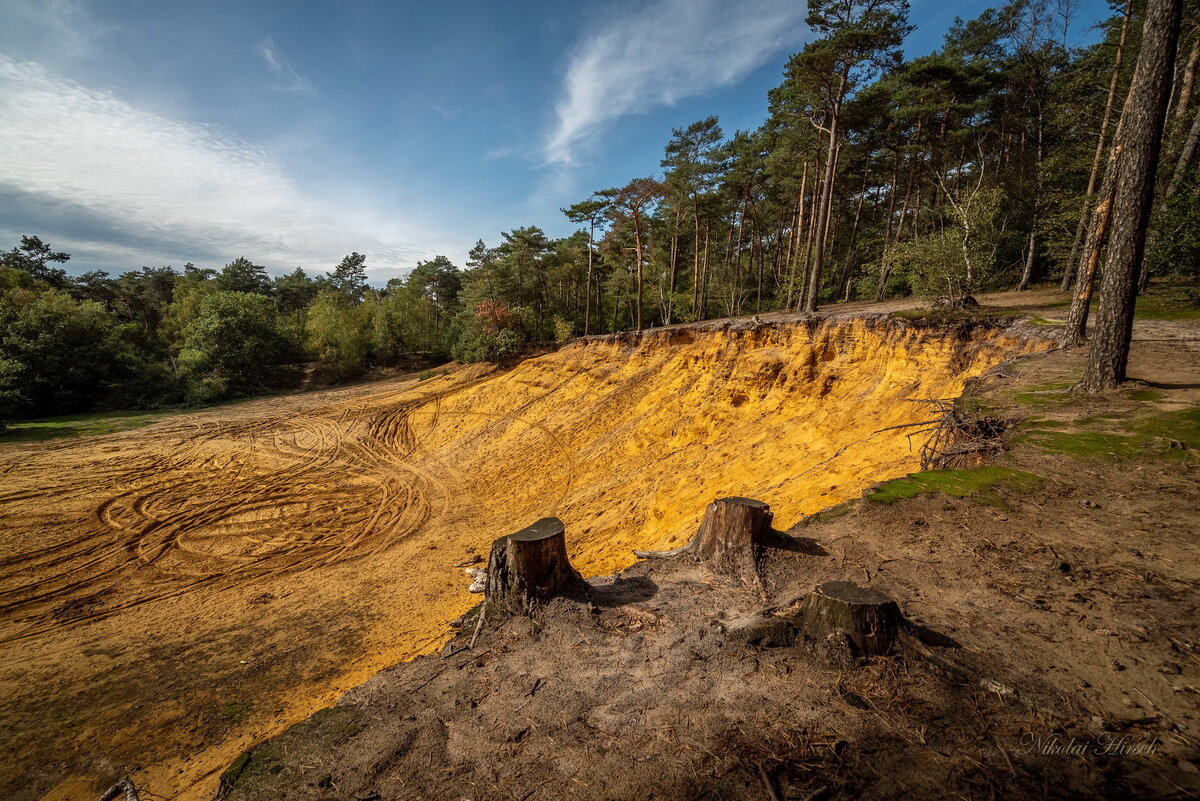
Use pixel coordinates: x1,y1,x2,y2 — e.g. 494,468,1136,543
866,466,1043,509
912,391,1010,470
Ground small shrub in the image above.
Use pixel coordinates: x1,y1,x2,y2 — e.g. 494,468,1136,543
552,315,573,344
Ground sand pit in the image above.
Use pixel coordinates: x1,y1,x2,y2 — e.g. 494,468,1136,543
0,314,1046,800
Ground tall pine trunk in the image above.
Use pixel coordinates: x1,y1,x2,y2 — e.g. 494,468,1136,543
805,71,848,313
1063,0,1134,291
1079,0,1183,392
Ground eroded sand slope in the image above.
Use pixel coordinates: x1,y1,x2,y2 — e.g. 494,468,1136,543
0,316,1045,800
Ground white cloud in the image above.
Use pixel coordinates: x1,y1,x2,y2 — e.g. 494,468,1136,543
1,0,107,59
544,0,809,165
0,57,434,276
256,35,313,94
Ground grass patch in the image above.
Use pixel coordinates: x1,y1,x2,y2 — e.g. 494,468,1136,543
1127,388,1164,401
1011,390,1072,406
1021,417,1069,429
1010,381,1076,407
1130,406,1200,446
220,751,253,789
1029,316,1065,326
1,408,186,444
1020,407,1200,460
1133,290,1200,320
865,466,1043,509
1021,430,1144,460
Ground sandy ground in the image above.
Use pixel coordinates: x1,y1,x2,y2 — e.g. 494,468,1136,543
0,311,1048,800
218,308,1200,801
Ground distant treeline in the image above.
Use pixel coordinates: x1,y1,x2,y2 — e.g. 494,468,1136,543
3,0,1199,425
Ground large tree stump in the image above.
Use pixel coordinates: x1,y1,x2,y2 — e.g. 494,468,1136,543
485,517,585,614
798,581,904,658
635,497,773,589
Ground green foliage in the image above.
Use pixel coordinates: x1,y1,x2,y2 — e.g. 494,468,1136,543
329,252,368,301
450,300,526,363
306,289,375,381
216,257,272,295
887,187,1006,302
0,289,135,414
0,357,23,431
178,291,292,402
451,326,522,364
552,315,573,343
0,235,70,286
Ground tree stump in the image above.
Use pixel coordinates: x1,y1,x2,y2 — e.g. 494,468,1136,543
798,581,904,658
485,517,585,614
635,497,774,589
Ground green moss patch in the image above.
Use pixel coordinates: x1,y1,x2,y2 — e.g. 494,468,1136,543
1020,407,1199,461
866,466,1043,509
1021,417,1069,429
1020,430,1143,460
1131,407,1200,446
1011,391,1071,407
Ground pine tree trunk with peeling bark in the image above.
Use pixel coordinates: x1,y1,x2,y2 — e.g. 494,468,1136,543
1079,0,1184,392
1062,0,1133,292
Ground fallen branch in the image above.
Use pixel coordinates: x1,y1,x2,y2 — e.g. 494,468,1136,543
99,777,140,801
904,398,1007,470
468,603,487,649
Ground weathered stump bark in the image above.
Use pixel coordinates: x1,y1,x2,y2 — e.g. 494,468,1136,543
799,581,904,658
634,497,774,589
485,517,585,614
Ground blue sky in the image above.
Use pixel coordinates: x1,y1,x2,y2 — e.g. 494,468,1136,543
0,0,1111,284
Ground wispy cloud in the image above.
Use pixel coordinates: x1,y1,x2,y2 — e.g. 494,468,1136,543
0,57,432,275
544,0,808,165
2,0,111,59
256,35,313,94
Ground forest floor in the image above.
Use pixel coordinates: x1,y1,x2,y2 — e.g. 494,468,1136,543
3,285,1197,801
219,287,1200,801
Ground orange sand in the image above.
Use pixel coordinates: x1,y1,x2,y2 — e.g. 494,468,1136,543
0,316,1044,800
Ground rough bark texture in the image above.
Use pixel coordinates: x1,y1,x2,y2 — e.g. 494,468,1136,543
1080,0,1184,392
691,497,774,587
799,581,904,658
1175,31,1199,120
1063,155,1119,346
1062,0,1133,292
485,518,585,615
634,497,774,590
1167,103,1200,198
